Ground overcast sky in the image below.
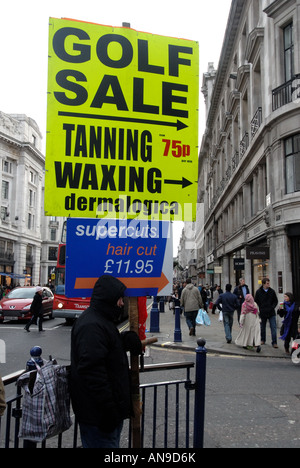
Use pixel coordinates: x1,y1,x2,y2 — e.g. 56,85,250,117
0,0,232,254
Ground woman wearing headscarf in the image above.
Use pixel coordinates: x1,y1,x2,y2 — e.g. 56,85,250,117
235,294,261,353
278,292,300,354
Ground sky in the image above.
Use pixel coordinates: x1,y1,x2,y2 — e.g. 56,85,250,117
0,0,232,254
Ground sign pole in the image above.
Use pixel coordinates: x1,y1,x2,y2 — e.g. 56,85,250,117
128,296,141,448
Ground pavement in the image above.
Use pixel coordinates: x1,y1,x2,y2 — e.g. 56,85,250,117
145,302,290,359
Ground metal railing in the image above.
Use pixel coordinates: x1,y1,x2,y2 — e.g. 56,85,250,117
240,132,249,157
251,107,262,139
272,74,300,111
139,361,194,448
0,352,207,449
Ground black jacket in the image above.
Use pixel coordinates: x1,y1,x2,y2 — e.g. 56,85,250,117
233,284,250,308
30,292,43,316
254,286,278,318
70,275,132,432
215,291,240,313
278,302,300,338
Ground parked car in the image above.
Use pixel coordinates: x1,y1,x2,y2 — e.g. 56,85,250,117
0,286,54,322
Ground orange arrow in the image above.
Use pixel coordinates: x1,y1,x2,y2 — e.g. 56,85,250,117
74,273,169,294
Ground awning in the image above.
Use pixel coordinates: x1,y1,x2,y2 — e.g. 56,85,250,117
0,272,31,279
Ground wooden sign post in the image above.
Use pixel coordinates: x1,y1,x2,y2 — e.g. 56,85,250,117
128,297,158,448
128,296,141,448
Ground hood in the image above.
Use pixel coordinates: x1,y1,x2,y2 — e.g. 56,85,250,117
186,283,194,290
89,275,126,321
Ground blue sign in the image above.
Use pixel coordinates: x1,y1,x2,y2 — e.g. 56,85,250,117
65,218,172,297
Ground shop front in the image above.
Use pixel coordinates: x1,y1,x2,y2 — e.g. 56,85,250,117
286,224,300,303
246,245,270,294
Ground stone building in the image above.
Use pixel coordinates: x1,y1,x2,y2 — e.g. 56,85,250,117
198,0,300,299
0,111,64,287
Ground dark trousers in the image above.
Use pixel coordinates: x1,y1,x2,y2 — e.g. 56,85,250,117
25,313,43,331
260,316,277,345
185,310,197,331
79,422,123,448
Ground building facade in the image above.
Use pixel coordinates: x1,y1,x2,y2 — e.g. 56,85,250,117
0,111,64,287
197,0,300,300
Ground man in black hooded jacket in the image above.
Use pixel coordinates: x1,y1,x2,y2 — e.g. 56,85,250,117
70,275,142,448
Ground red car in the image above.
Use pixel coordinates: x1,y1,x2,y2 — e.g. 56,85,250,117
0,287,54,322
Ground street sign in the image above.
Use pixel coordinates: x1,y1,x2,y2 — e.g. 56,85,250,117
65,218,173,297
234,258,245,270
45,18,199,221
246,246,270,259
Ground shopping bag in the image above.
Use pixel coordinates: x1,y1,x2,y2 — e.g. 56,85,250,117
17,360,72,442
196,309,211,326
196,309,204,326
202,309,211,326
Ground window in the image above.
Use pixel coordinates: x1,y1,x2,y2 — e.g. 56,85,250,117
1,181,9,200
29,171,36,185
29,189,36,207
284,23,294,82
7,242,13,257
27,213,35,230
2,160,12,174
50,228,57,241
26,245,33,263
285,134,300,193
0,207,7,220
48,247,58,261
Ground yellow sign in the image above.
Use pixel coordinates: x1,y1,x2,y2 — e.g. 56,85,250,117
45,18,199,221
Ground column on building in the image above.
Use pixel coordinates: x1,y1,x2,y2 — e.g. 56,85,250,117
222,254,230,286
15,242,27,286
32,245,41,286
257,165,265,212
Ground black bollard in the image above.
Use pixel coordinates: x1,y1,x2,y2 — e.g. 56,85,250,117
174,305,182,342
193,338,207,448
149,296,160,333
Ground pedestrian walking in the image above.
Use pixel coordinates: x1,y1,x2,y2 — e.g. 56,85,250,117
180,278,203,336
170,290,181,314
235,294,261,353
200,286,208,311
233,278,250,323
24,286,44,332
212,285,222,314
254,278,278,348
70,275,142,449
0,374,6,417
215,284,240,343
278,292,300,354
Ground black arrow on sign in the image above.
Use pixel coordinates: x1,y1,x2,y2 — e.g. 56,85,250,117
164,177,193,188
58,111,188,131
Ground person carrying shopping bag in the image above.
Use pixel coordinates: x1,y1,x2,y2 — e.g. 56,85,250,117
180,278,203,336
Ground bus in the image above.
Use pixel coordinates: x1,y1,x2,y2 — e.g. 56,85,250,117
53,222,90,323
